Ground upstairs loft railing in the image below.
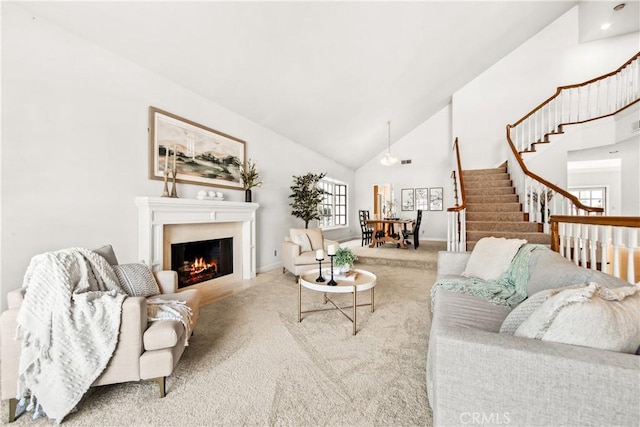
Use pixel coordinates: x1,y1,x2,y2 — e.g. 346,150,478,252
506,51,640,231
447,137,467,251
551,215,640,284
510,52,640,154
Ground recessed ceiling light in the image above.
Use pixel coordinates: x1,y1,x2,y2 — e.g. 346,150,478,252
601,22,612,30
613,3,625,11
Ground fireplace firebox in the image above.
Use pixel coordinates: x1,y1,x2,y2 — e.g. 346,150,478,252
171,238,233,289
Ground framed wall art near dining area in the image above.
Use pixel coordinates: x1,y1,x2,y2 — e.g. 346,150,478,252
401,188,415,211
415,188,429,210
429,187,444,211
149,106,246,190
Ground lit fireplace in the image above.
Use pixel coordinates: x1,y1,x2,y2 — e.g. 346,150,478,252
171,238,233,289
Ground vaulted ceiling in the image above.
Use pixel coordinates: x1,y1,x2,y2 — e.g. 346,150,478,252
13,1,635,169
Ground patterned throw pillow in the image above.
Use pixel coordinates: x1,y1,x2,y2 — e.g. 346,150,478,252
500,284,587,335
113,263,160,297
514,283,640,354
500,289,555,334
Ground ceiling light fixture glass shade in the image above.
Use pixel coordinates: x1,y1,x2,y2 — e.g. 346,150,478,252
380,120,399,166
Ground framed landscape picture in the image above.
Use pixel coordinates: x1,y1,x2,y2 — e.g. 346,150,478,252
429,187,444,211
415,187,429,210
401,188,415,211
149,107,246,190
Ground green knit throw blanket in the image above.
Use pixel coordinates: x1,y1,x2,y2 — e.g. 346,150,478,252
432,244,545,308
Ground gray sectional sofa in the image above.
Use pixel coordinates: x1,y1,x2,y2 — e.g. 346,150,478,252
428,247,640,426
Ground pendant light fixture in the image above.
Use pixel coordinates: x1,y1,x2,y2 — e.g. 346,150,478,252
380,120,399,166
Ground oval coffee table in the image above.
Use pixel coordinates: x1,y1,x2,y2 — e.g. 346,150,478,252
298,268,377,335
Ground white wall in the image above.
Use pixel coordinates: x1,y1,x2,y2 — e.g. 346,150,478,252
1,4,354,309
526,117,617,189
618,137,640,215
562,103,639,216
452,6,640,170
355,105,452,241
568,169,621,215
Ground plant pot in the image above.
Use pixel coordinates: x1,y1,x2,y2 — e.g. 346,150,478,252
245,189,252,203
337,264,351,275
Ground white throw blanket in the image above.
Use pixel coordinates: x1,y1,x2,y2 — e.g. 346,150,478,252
147,297,194,345
16,248,126,423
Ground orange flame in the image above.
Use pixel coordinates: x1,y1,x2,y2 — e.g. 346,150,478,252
189,257,217,276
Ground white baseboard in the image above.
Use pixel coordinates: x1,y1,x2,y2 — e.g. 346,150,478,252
257,261,282,274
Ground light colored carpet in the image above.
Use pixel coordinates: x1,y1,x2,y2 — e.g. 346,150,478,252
3,263,435,426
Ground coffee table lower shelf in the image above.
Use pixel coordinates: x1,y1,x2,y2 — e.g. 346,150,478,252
298,268,377,335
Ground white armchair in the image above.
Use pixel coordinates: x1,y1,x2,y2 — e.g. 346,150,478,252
282,228,339,276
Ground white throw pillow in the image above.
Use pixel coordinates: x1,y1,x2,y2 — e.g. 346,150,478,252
113,263,161,297
514,283,640,354
500,284,583,335
292,233,312,253
462,237,527,281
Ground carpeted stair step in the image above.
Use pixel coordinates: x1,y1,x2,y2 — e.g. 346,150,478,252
463,167,507,176
466,240,551,251
466,187,515,196
463,173,510,183
355,256,437,270
466,202,522,212
466,194,519,204
462,165,549,252
466,231,551,244
466,221,539,232
466,211,527,222
465,179,512,188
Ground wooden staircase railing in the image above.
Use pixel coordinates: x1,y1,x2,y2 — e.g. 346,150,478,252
509,52,640,154
447,137,467,251
505,51,640,232
551,215,640,284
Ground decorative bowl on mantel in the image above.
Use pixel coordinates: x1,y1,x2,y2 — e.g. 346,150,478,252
197,191,224,201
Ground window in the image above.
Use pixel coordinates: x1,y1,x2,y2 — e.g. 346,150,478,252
569,187,606,214
318,179,347,228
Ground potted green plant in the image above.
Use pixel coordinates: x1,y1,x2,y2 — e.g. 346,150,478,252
239,159,263,202
288,172,328,228
334,247,357,274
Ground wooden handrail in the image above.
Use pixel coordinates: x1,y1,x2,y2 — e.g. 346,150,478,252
503,54,640,216
512,51,640,128
550,215,640,227
447,137,466,212
505,125,604,214
550,215,640,252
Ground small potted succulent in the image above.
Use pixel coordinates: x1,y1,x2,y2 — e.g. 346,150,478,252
334,247,357,274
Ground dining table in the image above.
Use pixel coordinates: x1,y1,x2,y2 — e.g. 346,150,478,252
364,218,414,249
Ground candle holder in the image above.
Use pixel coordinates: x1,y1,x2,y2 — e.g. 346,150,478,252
327,254,337,286
161,169,170,198
315,257,325,282
170,168,179,198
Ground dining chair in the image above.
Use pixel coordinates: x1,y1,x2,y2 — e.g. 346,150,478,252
403,210,423,249
358,210,373,246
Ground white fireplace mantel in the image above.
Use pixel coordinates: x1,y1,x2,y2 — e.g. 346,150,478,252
135,197,259,279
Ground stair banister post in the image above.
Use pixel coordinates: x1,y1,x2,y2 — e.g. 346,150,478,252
612,226,623,278
459,211,464,252
580,222,589,268
572,223,581,265
626,228,638,284
564,223,572,260
589,224,598,270
600,226,611,275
